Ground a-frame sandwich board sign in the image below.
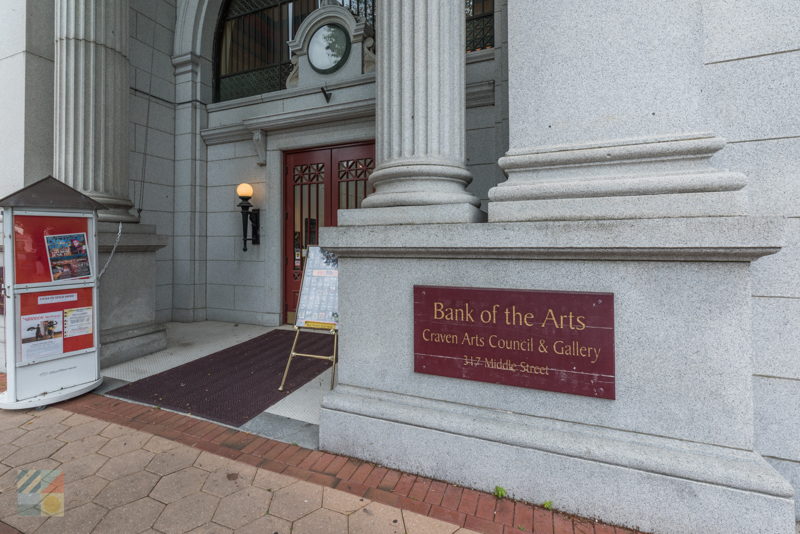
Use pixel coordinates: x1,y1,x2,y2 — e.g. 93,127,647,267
0,176,105,409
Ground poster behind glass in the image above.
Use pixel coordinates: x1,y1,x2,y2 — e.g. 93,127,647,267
295,246,339,329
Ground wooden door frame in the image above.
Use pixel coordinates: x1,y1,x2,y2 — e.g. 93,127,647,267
282,139,374,324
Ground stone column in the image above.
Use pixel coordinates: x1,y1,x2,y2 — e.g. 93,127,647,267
489,0,746,222
54,0,137,222
340,0,484,225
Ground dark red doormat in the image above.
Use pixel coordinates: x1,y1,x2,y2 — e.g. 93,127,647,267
109,329,334,427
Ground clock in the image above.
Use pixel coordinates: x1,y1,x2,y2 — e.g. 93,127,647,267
307,23,351,74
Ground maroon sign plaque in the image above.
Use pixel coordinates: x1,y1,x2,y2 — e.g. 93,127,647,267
414,286,615,399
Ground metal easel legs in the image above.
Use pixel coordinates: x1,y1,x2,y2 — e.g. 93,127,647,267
278,327,338,392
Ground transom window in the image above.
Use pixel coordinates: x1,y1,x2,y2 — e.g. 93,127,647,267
215,0,494,102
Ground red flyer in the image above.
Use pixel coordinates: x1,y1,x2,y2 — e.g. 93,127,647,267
18,287,94,363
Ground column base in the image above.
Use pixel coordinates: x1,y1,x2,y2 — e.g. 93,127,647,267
321,388,795,534
100,321,167,368
98,207,139,223
489,189,747,222
95,197,139,223
338,203,486,226
98,222,168,366
490,133,747,222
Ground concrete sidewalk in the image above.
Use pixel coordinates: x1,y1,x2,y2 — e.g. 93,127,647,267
0,376,646,534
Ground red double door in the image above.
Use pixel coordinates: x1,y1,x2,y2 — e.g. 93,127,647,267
283,141,375,322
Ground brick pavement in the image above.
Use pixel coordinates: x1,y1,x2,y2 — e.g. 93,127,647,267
0,374,647,534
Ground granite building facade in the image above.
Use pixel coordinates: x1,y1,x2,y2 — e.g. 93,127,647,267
0,1,798,532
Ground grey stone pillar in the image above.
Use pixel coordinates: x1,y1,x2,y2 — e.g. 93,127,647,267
489,0,745,222
54,0,137,222
339,0,484,225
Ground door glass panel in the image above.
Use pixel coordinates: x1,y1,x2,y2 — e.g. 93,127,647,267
336,156,374,210
301,183,308,246
317,183,324,242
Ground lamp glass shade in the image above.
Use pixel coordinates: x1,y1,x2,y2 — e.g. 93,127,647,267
236,183,254,198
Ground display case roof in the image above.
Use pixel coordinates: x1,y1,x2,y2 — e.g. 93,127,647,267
0,176,107,211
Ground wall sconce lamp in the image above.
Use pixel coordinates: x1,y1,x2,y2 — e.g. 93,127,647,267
236,183,260,251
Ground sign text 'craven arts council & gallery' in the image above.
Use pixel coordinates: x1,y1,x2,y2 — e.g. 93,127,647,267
413,286,615,399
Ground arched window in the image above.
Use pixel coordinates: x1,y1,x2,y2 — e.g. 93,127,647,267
215,0,492,102
215,0,375,102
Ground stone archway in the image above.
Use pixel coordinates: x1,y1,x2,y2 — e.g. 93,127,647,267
173,0,224,85
169,0,224,321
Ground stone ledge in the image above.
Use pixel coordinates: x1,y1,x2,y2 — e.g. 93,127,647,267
100,321,166,345
339,203,487,226
100,321,167,368
322,386,793,499
321,216,784,262
97,222,168,253
320,402,795,534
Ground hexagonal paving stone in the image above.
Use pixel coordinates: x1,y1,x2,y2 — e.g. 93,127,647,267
0,412,34,431
402,510,462,534
94,470,160,508
349,502,405,534
57,420,108,442
194,451,234,471
64,475,108,511
19,408,70,429
252,469,297,492
97,431,151,457
100,423,140,439
150,467,209,504
146,445,200,476
153,491,220,534
52,434,109,463
3,439,63,467
234,515,292,534
145,435,181,454
292,508,348,534
194,451,231,473
60,413,96,427
0,444,19,464
2,509,47,533
201,464,257,498
0,427,25,445
188,525,232,534
11,423,68,447
97,448,155,480
0,488,20,518
212,486,272,529
268,480,322,521
58,453,108,482
94,497,165,534
35,502,107,534
322,487,370,514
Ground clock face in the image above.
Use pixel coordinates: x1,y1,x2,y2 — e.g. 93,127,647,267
307,23,351,74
